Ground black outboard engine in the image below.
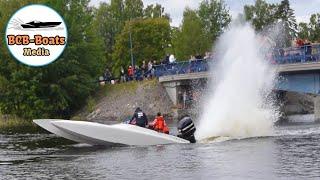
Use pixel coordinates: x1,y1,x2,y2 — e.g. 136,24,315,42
177,116,196,143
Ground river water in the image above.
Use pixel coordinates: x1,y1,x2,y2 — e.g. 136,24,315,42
1,122,320,180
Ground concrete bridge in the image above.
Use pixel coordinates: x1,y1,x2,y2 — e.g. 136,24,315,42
159,62,320,104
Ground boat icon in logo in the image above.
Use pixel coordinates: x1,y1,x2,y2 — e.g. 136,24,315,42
21,20,62,28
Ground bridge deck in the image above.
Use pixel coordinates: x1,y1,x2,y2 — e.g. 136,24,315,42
277,61,320,73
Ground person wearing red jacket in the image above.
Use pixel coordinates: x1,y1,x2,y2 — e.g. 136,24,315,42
127,66,134,81
151,112,169,134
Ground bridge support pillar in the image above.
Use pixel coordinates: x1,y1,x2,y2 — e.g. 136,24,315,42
161,81,190,106
161,81,180,105
314,96,320,121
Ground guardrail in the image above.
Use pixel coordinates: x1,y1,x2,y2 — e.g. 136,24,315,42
154,59,210,77
154,44,320,77
273,44,320,64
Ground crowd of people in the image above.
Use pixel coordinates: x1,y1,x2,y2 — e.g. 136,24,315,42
101,61,155,85
101,52,214,85
271,39,319,64
122,60,157,82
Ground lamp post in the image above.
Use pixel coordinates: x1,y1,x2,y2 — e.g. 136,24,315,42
129,21,134,68
129,30,134,67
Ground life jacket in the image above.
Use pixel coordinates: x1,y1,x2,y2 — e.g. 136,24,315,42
154,116,169,134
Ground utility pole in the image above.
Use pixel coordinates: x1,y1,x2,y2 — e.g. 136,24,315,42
128,15,134,68
129,29,134,67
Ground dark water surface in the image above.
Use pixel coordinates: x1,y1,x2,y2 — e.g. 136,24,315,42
1,123,320,180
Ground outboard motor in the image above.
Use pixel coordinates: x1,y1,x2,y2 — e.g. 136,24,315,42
177,116,196,143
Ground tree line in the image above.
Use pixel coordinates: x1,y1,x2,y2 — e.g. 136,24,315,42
0,0,319,120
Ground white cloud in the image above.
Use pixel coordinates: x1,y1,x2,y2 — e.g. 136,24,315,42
290,0,320,23
89,0,200,26
90,0,319,26
143,0,200,26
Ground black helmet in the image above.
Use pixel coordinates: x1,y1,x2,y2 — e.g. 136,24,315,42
135,107,141,112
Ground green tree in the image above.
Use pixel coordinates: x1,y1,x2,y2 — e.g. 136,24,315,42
309,13,320,42
124,0,143,20
166,26,180,55
297,22,309,40
94,1,125,67
173,8,210,60
144,3,170,20
297,13,320,42
94,0,170,69
198,0,231,43
275,0,298,47
244,0,278,31
112,18,171,76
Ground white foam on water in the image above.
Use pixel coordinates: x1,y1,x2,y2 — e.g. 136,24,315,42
196,23,279,141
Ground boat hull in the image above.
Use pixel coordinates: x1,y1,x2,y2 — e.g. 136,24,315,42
33,119,102,145
34,119,189,146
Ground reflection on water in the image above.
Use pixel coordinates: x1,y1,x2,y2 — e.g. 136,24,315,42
1,123,320,179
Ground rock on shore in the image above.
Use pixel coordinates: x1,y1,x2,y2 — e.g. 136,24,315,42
85,80,174,123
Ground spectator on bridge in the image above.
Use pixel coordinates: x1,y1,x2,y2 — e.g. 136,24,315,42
190,55,196,61
279,48,285,57
120,66,126,82
195,54,202,59
152,60,157,77
141,61,147,78
103,68,112,83
204,52,211,60
127,65,134,81
304,41,312,61
169,54,176,63
147,61,153,78
162,54,170,64
296,39,305,47
134,65,143,81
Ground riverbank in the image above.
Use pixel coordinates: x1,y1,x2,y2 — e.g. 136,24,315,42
0,116,41,134
0,79,175,133
73,79,175,123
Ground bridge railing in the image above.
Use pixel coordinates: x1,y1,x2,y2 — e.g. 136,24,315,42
273,44,320,64
154,44,320,77
154,59,211,77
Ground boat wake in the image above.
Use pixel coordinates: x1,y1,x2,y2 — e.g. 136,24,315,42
199,123,320,144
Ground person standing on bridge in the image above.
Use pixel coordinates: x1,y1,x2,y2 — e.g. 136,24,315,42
147,61,153,78
127,66,134,81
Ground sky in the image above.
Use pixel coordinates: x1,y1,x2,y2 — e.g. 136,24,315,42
89,0,320,27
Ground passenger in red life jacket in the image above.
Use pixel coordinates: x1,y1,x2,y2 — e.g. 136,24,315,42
151,112,169,134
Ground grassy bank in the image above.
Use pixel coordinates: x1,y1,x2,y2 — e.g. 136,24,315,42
0,116,43,134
